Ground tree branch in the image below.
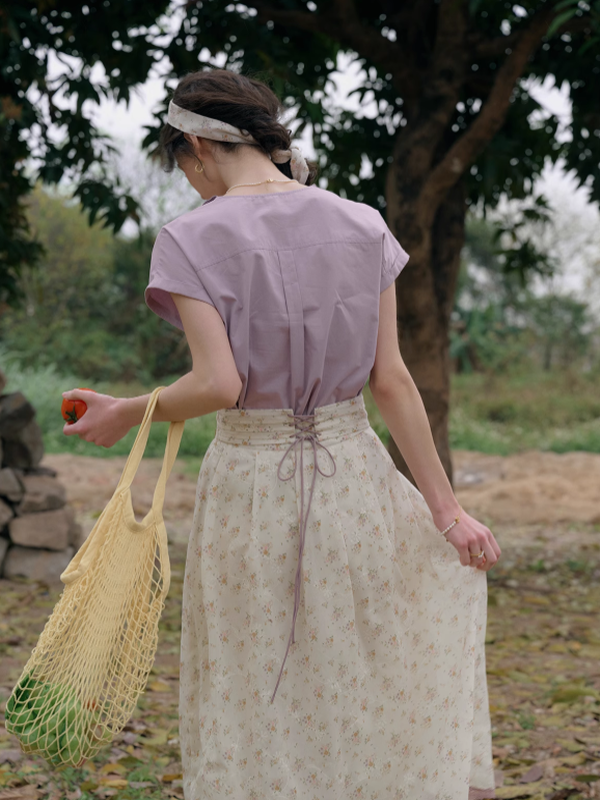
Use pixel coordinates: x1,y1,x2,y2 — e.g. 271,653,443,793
469,12,593,59
250,0,414,100
392,0,469,174
469,30,521,59
420,6,555,211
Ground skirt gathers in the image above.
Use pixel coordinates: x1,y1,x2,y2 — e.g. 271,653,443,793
179,395,496,800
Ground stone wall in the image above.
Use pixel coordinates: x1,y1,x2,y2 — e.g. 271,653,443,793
0,368,84,582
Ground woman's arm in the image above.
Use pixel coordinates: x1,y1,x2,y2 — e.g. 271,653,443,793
370,285,501,570
121,294,242,426
62,294,241,447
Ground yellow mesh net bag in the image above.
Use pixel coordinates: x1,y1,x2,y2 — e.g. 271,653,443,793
5,387,185,767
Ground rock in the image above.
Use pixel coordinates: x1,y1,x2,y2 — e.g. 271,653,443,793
0,537,8,566
17,474,66,514
27,464,58,478
9,508,70,550
2,418,44,469
0,498,14,529
0,368,6,394
2,545,74,582
0,467,25,502
64,505,85,550
0,392,36,438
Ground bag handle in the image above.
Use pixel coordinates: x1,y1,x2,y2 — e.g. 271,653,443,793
61,388,185,584
117,385,186,512
150,416,185,513
115,386,166,493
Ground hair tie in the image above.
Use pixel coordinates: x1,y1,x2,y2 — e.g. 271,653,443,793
271,146,310,185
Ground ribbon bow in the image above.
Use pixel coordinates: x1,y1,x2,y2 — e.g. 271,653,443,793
271,146,310,185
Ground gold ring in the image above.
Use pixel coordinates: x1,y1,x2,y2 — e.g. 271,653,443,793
470,550,485,559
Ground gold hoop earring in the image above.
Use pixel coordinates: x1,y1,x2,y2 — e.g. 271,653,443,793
195,160,204,174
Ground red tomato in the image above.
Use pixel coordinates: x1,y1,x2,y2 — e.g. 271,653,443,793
61,388,96,424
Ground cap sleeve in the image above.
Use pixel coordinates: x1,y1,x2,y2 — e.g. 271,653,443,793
380,222,410,292
144,227,214,330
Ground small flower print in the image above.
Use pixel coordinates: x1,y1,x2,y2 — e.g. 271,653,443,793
178,397,494,797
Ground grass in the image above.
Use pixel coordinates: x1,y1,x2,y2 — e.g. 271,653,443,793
0,351,217,461
2,346,599,460
449,367,600,455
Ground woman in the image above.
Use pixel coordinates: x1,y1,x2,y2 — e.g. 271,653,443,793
63,68,500,800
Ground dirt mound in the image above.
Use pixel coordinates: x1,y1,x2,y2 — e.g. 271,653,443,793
453,449,600,526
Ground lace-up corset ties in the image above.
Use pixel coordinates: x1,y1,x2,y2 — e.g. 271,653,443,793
271,413,336,702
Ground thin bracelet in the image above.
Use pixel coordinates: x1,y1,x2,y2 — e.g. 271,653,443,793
438,508,462,537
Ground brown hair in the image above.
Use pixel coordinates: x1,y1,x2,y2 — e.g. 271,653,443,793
158,69,318,185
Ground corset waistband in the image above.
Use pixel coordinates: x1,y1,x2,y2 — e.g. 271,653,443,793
215,394,370,702
216,394,370,447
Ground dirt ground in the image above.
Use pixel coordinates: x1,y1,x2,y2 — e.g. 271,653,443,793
2,449,600,798
42,448,600,551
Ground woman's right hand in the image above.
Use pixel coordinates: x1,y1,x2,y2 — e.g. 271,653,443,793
440,508,501,571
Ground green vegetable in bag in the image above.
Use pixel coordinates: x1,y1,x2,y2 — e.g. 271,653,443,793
6,674,99,764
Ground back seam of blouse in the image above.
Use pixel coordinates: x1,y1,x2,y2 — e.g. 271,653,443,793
185,236,385,272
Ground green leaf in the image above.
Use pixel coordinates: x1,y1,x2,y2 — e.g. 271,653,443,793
547,9,578,36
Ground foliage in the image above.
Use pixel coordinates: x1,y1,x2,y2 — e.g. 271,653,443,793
3,1,600,310
0,0,171,308
451,213,599,374
135,0,600,219
521,291,594,370
0,187,192,385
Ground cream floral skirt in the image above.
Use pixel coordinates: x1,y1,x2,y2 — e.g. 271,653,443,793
179,395,496,800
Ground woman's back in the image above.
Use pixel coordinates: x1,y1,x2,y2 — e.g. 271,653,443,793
145,184,408,414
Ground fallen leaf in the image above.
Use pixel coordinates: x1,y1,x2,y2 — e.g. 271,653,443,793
0,752,23,765
148,680,171,693
99,763,127,776
522,595,551,606
161,773,183,782
97,778,128,788
507,670,531,683
537,715,564,728
551,685,600,703
115,755,144,768
575,774,600,783
0,789,41,800
140,729,170,747
546,643,569,654
494,781,546,798
560,754,586,766
520,764,544,783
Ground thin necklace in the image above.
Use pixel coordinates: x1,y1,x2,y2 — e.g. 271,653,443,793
224,177,298,195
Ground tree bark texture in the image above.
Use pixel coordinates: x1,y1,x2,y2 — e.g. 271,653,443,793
386,176,467,488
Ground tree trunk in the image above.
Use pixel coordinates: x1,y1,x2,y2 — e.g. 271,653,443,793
386,176,467,490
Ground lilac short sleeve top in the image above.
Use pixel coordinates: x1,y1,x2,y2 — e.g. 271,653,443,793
145,184,409,415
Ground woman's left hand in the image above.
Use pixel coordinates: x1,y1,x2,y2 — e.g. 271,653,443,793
62,389,132,448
